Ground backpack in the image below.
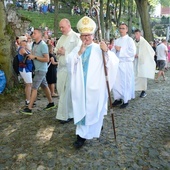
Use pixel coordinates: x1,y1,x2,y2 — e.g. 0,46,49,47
0,70,6,93
13,54,19,75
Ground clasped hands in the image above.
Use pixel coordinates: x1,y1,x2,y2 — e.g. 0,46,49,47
57,47,65,55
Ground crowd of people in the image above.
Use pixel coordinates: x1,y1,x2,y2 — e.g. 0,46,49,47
15,16,170,149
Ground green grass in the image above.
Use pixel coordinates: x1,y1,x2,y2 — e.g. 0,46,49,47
17,10,82,32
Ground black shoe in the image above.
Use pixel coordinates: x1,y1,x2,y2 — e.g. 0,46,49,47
60,118,73,124
43,102,56,110
120,102,128,109
20,107,33,115
73,135,86,149
140,91,147,98
112,100,122,107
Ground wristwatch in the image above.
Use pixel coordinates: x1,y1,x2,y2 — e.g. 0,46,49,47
35,57,37,60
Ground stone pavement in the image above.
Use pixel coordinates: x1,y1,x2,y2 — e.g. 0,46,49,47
0,70,170,170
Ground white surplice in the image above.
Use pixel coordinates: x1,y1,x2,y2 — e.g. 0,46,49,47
112,34,136,103
54,30,81,121
134,36,156,91
66,42,119,139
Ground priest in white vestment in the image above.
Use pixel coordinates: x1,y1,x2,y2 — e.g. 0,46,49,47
66,16,119,148
54,19,82,123
134,29,156,98
112,23,136,109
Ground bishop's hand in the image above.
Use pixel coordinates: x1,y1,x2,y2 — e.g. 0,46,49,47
100,41,108,52
78,40,87,56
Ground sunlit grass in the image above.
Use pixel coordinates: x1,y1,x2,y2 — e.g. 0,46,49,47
17,9,82,31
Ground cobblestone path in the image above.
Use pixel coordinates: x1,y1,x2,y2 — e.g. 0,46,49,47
0,71,170,170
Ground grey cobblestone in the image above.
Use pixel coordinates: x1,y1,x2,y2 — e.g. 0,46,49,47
0,71,170,169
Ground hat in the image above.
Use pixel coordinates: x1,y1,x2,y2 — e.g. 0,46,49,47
77,16,96,34
19,36,27,42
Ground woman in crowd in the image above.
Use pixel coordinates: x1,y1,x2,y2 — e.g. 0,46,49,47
46,44,58,97
18,36,34,105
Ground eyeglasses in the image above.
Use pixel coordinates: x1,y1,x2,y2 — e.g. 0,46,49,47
81,34,92,38
119,28,126,30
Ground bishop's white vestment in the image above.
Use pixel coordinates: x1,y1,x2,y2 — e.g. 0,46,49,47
66,42,119,139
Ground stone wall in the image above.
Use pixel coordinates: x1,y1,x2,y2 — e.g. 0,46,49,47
0,3,30,88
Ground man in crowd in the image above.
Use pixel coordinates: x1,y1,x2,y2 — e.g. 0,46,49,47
21,28,55,115
66,16,119,148
54,18,81,124
134,29,156,97
112,23,136,108
155,39,168,82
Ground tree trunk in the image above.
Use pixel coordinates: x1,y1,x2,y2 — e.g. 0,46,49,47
54,0,59,38
0,2,14,87
128,0,133,36
135,0,153,41
99,0,104,39
115,0,123,27
105,0,111,41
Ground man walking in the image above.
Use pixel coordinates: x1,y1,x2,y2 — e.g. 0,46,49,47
112,23,136,108
155,39,168,82
54,18,81,124
21,28,55,115
134,29,156,97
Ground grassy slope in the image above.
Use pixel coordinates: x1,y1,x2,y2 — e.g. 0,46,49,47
18,10,82,31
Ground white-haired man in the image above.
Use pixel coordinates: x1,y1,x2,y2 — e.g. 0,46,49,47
54,18,82,124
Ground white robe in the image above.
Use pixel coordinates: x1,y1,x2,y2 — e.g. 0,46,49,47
54,30,81,121
66,42,119,139
112,35,136,103
134,37,156,91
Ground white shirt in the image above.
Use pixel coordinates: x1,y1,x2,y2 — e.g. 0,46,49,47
156,43,168,60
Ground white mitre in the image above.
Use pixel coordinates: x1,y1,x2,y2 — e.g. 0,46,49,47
77,16,96,34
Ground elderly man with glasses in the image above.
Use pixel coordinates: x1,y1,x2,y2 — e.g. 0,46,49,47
66,16,119,148
112,23,136,109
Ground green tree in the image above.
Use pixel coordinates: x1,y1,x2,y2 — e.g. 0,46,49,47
0,2,14,87
135,0,153,41
54,0,59,38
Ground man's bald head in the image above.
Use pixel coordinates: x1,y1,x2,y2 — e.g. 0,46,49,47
59,18,71,35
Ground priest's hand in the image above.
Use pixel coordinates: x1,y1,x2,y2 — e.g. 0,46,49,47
57,47,65,55
115,45,121,52
135,54,138,58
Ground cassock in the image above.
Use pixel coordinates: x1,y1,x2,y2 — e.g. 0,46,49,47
134,37,156,91
54,29,81,121
112,34,136,103
66,42,119,139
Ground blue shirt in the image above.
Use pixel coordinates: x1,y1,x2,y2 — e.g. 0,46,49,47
32,40,49,72
18,47,33,72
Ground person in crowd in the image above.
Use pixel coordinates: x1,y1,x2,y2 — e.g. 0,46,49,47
54,18,81,124
150,41,157,66
155,39,168,82
18,36,34,105
134,29,156,98
112,22,136,108
167,42,170,68
66,16,119,148
15,36,20,50
21,28,55,115
108,38,116,53
46,44,58,97
26,36,33,51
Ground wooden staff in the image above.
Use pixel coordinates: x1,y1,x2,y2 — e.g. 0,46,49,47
90,0,116,140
